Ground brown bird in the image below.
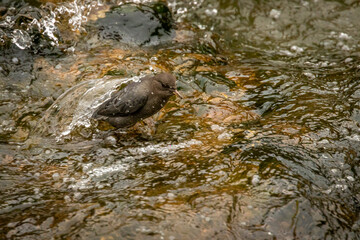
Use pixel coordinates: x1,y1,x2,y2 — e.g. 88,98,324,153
92,73,181,128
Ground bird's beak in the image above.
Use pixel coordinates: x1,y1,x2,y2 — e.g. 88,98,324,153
174,89,183,99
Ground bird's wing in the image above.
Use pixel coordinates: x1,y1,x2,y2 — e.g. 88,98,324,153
94,86,148,117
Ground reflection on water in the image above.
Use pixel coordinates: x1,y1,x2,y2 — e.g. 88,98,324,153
1,0,360,239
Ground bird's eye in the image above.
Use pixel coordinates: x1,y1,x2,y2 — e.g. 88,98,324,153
161,83,169,88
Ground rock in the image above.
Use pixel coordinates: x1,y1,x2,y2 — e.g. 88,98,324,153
96,2,175,46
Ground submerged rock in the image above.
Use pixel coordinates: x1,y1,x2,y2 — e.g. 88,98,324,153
96,2,175,46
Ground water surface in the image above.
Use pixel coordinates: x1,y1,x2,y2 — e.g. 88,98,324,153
0,0,360,239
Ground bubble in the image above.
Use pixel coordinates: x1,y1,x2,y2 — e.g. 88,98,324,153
218,132,232,140
269,9,281,19
205,9,218,16
34,188,40,195
167,193,175,199
251,174,260,186
104,135,117,146
211,124,225,132
290,45,304,54
11,57,19,64
346,176,355,182
66,46,75,53
73,192,83,200
5,16,12,24
279,50,294,56
64,195,71,202
322,189,332,194
52,172,60,181
303,72,315,79
335,184,348,191
341,45,350,51
339,32,351,40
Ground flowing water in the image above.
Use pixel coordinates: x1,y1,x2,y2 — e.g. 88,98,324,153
1,0,360,239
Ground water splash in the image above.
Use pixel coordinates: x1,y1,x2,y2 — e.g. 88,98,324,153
127,139,202,155
35,75,143,140
68,139,202,190
0,0,104,50
55,0,104,32
11,29,32,49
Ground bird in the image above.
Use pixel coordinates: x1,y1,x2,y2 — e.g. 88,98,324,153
92,72,181,129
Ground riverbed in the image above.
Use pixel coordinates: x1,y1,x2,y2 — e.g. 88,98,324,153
0,0,359,239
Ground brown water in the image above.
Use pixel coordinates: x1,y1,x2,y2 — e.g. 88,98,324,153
1,0,360,239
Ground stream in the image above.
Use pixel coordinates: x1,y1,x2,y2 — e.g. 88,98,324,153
0,0,360,239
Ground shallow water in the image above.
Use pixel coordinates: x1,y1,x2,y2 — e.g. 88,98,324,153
1,0,360,239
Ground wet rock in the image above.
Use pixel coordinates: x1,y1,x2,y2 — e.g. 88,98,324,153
40,217,54,230
6,222,39,238
96,2,175,46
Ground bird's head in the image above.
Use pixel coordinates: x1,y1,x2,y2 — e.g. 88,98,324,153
154,73,182,98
